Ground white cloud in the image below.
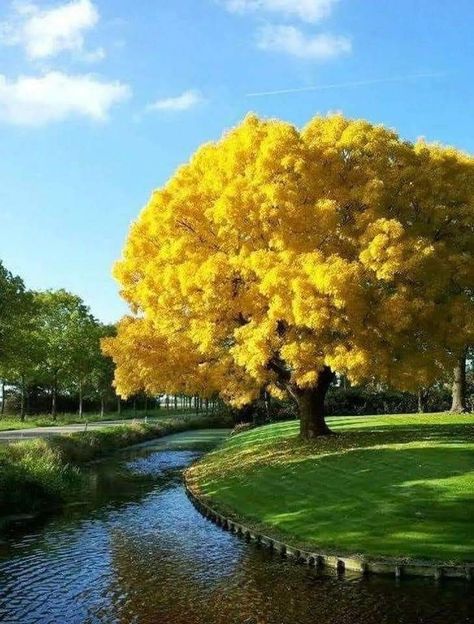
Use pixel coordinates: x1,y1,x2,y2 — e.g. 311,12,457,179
0,71,131,126
147,90,204,112
0,0,101,60
222,0,339,23
257,25,351,59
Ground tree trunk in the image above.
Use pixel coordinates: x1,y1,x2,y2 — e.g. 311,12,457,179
1,380,5,416
417,388,425,414
295,367,334,439
450,351,467,413
117,396,121,415
100,396,105,418
78,380,83,418
20,375,26,422
51,375,58,420
263,390,271,422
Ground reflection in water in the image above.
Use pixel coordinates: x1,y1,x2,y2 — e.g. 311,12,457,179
0,430,472,624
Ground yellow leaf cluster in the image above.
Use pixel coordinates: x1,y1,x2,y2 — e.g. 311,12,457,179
105,114,474,403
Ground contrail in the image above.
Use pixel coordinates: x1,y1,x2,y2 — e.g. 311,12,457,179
246,72,447,98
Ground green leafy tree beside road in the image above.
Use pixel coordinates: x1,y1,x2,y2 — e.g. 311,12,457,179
0,261,35,417
0,261,29,361
34,290,95,418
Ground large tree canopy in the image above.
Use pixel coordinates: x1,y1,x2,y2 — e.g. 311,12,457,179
104,114,474,437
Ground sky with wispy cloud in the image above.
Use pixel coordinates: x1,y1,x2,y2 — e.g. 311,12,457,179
0,0,472,321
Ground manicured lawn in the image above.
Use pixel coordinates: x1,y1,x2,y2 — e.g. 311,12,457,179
188,413,474,562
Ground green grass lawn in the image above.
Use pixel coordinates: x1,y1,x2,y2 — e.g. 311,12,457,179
188,413,474,563
0,408,198,431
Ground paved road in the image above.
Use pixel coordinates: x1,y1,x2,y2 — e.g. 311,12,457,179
0,417,180,443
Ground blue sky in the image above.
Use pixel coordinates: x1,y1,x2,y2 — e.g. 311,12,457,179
0,0,473,322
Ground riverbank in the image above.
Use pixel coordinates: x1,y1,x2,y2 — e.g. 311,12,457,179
186,413,474,570
2,427,472,624
0,413,229,526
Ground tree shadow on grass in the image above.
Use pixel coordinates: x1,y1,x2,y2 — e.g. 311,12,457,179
199,422,474,486
212,445,474,562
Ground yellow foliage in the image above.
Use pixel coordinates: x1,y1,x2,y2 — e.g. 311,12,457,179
104,114,474,403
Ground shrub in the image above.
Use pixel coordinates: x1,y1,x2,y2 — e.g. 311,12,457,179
0,440,80,516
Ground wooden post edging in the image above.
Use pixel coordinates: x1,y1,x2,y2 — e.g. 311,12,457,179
184,475,474,581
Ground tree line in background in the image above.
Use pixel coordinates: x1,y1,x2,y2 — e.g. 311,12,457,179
0,260,117,420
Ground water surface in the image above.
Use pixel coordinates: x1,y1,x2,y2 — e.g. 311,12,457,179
0,429,472,624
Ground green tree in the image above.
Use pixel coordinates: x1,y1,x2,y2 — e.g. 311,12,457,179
34,290,98,418
0,261,34,416
67,314,103,417
89,324,117,417
0,261,27,359
2,296,43,420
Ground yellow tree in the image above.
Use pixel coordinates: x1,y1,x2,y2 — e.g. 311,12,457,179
103,114,474,438
413,142,474,411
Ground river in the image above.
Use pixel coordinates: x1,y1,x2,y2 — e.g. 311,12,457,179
0,429,472,624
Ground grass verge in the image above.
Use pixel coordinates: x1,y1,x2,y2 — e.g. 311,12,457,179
187,413,474,563
0,413,228,525
0,408,200,431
